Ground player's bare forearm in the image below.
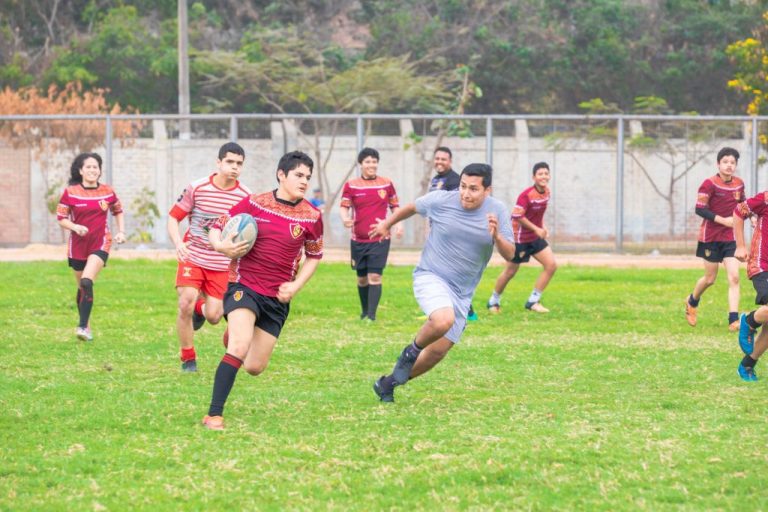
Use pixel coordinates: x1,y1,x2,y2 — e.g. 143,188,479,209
495,237,516,261
715,215,734,228
340,206,354,228
385,203,417,228
733,215,746,258
277,257,320,303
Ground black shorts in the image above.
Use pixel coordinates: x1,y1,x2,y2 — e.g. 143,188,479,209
68,250,109,271
511,239,549,264
223,283,290,338
351,239,390,276
752,272,768,305
696,241,736,263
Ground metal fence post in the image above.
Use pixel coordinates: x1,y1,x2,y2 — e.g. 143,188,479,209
105,114,113,185
615,116,624,253
230,116,238,142
486,117,493,167
752,116,759,194
356,116,364,155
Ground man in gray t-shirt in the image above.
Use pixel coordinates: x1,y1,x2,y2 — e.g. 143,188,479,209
369,163,516,403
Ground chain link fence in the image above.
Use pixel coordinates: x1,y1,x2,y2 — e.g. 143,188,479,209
0,113,763,253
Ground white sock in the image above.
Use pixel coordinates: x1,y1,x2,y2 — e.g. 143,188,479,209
489,291,501,305
527,289,542,304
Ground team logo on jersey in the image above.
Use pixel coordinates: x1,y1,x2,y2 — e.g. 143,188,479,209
705,249,712,258
99,200,109,211
182,267,192,277
233,290,243,302
378,189,387,199
734,191,742,200
289,223,305,239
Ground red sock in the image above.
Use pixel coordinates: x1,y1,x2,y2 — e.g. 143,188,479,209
181,346,196,362
194,299,205,316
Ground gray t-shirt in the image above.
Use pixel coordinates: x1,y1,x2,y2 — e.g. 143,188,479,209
414,190,513,299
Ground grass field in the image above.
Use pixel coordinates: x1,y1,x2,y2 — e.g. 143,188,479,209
1,259,766,510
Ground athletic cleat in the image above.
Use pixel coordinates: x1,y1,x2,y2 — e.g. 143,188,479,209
738,363,758,382
392,345,419,384
181,360,198,372
739,314,756,355
525,302,550,313
222,328,229,349
192,311,206,331
373,376,394,402
75,326,93,341
467,306,478,321
202,415,225,430
487,301,500,314
685,300,697,327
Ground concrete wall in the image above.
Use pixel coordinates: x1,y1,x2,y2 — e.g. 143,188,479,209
13,120,757,252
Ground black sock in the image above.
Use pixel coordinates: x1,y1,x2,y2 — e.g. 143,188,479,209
76,287,82,306
78,278,94,328
729,312,739,324
357,285,369,318
208,353,243,417
688,294,700,307
747,311,762,330
742,355,758,369
367,284,382,320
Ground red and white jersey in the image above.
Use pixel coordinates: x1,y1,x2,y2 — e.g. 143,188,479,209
735,192,768,279
340,175,399,242
511,185,550,244
215,191,324,298
696,174,744,243
169,174,251,271
57,183,123,254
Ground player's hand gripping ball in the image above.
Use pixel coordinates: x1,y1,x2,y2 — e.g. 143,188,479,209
220,213,258,252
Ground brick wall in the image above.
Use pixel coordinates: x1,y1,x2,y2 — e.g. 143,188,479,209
0,146,30,245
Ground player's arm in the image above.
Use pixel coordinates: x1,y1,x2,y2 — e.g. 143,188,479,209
488,214,516,260
58,217,88,237
340,205,354,228
208,226,249,259
695,206,733,228
369,203,417,239
389,206,404,238
167,211,191,262
113,211,126,244
517,216,547,239
734,214,747,262
277,257,321,303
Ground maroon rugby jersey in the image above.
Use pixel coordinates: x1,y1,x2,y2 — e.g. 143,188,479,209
340,176,399,242
735,192,768,279
216,191,323,297
696,175,744,243
56,184,123,256
512,185,550,244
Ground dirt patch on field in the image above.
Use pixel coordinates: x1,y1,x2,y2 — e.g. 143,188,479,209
0,243,702,269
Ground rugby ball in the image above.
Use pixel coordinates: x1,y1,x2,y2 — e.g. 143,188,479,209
220,213,257,252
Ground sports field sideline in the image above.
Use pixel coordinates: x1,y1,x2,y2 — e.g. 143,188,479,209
0,243,702,269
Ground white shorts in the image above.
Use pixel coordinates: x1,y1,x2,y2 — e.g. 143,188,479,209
413,271,468,344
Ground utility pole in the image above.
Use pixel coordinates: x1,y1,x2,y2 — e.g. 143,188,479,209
178,0,191,139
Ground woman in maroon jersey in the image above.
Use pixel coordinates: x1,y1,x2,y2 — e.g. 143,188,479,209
56,152,126,341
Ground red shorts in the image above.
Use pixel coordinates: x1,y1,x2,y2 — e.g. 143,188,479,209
175,262,228,299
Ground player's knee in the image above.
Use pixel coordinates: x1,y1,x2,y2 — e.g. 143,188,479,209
80,277,93,291
244,361,268,376
703,276,717,287
429,310,455,333
177,296,195,315
728,274,739,287
546,261,558,274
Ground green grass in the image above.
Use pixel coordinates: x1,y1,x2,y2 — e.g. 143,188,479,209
1,260,767,510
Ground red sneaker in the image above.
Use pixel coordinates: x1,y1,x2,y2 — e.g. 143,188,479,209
202,415,224,431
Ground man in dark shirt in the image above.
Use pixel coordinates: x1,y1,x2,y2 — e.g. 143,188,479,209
429,146,461,192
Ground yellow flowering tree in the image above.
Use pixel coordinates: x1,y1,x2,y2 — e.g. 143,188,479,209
727,12,768,146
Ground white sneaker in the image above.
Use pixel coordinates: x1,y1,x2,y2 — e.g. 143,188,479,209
526,302,550,313
75,326,93,341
